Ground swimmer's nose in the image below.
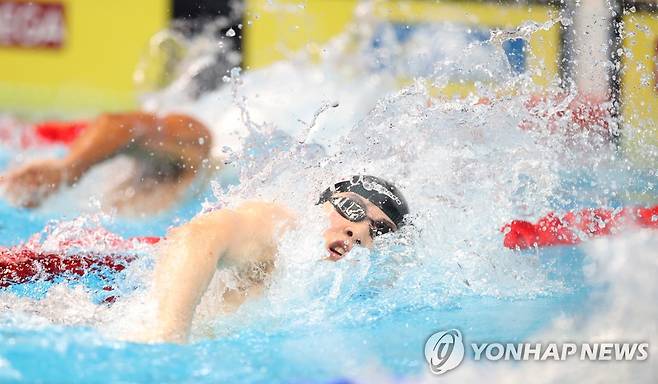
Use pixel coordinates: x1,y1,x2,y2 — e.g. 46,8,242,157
343,227,360,250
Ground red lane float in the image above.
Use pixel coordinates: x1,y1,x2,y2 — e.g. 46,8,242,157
475,92,614,144
2,204,656,288
34,120,88,145
0,249,134,288
502,205,658,250
519,92,613,135
0,235,160,288
0,119,88,149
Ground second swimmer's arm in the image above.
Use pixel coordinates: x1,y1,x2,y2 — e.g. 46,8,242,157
62,112,211,183
0,112,212,208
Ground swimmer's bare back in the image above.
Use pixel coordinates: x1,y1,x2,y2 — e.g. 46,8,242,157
107,170,201,216
95,112,214,215
0,112,213,214
144,201,296,344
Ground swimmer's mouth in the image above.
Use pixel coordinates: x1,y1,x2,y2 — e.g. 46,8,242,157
328,244,346,261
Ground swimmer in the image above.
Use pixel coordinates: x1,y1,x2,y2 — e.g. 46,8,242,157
0,112,212,215
145,175,409,343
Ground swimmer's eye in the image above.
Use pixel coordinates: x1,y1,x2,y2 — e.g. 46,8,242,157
369,220,394,238
354,239,362,245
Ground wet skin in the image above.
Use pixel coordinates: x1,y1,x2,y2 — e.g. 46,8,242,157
145,192,398,343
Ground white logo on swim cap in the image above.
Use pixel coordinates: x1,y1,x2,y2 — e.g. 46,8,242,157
424,329,465,375
360,178,403,206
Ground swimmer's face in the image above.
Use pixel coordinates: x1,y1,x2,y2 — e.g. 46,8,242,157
322,192,396,261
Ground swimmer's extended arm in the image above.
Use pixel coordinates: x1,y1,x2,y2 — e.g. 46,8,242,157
62,112,212,183
148,202,294,343
0,112,211,207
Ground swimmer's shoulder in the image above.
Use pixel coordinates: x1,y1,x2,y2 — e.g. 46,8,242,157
181,200,295,244
236,201,296,226
168,200,296,243
211,201,296,265
196,200,294,222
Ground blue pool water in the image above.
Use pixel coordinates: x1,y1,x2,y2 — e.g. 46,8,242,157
3,155,653,382
0,292,590,383
1,16,657,381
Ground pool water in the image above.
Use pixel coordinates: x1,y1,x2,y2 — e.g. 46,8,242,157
0,291,589,383
1,16,657,384
1,151,654,383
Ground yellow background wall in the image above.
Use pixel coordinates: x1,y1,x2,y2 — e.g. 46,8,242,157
621,12,658,165
244,0,561,90
0,0,169,117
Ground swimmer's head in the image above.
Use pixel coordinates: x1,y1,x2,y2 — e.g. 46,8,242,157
317,175,409,261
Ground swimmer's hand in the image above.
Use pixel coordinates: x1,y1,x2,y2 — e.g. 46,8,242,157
0,159,70,208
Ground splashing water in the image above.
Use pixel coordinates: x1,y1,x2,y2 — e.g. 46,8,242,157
0,5,657,383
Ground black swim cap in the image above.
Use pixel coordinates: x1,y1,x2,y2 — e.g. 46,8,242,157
317,175,410,227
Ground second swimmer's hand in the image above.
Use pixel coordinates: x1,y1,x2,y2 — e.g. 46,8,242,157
0,159,68,208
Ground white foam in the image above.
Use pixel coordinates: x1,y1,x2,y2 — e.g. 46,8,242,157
401,230,658,383
0,12,654,384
